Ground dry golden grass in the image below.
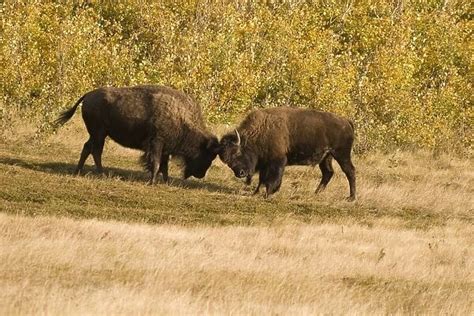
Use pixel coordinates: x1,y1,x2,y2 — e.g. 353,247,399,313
1,215,472,314
1,118,473,314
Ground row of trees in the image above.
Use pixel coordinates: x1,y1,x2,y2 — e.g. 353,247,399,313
1,1,472,152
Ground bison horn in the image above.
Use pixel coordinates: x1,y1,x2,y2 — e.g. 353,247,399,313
235,129,241,146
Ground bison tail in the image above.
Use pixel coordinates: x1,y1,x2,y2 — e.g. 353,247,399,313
54,94,86,126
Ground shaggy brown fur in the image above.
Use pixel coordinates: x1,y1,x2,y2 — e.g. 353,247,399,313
56,85,219,183
219,107,356,200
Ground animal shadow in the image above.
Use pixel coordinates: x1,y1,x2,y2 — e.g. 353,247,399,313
168,177,236,194
0,157,233,194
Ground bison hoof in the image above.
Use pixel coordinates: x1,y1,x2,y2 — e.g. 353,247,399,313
346,195,356,202
263,192,274,199
315,186,326,194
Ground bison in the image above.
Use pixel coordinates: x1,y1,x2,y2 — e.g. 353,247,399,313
218,107,356,200
55,85,219,184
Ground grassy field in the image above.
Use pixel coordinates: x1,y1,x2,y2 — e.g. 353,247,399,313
1,118,473,314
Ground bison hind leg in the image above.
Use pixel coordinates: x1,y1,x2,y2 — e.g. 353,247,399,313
75,138,93,175
333,151,356,201
315,155,334,194
91,136,106,174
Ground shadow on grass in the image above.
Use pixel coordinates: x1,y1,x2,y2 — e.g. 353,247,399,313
0,157,456,229
0,157,234,194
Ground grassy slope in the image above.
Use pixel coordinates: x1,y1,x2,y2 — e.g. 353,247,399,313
1,119,473,314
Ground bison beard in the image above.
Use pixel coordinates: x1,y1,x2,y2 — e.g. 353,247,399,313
219,107,356,200
55,85,219,184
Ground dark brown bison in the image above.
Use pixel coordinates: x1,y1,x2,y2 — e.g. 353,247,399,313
219,107,356,200
56,85,219,184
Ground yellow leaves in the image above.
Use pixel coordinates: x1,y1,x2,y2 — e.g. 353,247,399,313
0,1,471,152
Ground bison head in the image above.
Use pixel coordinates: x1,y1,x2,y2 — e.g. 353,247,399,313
184,136,220,179
219,130,257,179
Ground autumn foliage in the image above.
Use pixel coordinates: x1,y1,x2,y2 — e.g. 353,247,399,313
1,1,472,152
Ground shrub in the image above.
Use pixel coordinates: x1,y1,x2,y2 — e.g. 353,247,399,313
0,0,471,152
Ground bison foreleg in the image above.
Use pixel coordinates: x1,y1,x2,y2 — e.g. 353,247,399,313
245,173,262,194
158,154,170,183
245,174,252,185
263,158,286,198
144,139,164,185
253,177,262,195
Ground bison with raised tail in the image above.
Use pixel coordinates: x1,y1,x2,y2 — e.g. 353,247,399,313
56,85,219,184
218,107,356,200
